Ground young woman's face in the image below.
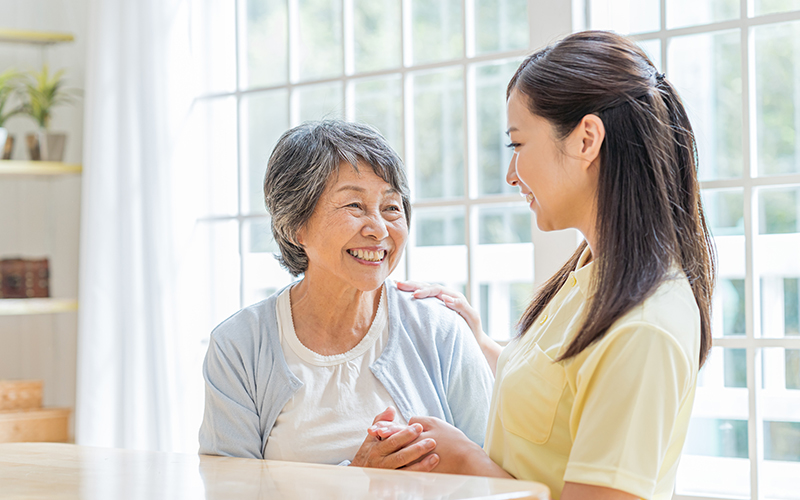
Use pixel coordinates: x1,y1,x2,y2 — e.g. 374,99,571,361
505,88,598,235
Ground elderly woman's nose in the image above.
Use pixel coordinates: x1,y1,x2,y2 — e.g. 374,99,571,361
362,212,390,239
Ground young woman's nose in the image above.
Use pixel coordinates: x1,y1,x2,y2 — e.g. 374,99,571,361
506,153,519,187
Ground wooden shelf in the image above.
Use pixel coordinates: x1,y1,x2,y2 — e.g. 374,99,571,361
0,161,81,176
0,299,78,316
0,29,74,45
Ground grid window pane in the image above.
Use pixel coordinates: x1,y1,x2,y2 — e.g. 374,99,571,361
242,218,294,306
476,205,533,340
676,347,751,497
297,0,343,81
412,68,465,200
759,348,800,499
352,76,403,158
414,207,465,247
754,20,800,177
353,0,401,73
474,0,529,55
241,90,289,215
757,187,800,338
705,189,745,236
759,186,800,235
295,82,344,123
409,207,466,291
477,204,531,245
474,59,521,196
240,0,287,89
666,0,738,29
703,189,745,338
589,0,660,34
754,0,800,16
669,29,743,181
411,0,463,64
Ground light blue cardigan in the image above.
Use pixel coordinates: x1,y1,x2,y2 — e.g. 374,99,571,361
198,280,494,460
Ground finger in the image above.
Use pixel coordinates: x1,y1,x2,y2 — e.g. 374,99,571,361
396,280,427,291
402,453,440,472
411,286,445,299
384,438,436,469
441,296,482,331
368,422,405,439
378,423,423,453
372,406,395,425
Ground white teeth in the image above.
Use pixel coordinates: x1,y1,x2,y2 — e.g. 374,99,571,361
349,249,385,262
526,193,534,203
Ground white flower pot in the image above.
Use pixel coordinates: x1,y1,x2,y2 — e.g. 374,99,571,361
0,127,13,160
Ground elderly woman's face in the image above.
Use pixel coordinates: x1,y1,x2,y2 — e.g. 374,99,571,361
297,162,408,292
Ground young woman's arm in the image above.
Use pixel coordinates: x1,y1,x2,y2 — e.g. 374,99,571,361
561,482,639,500
397,281,502,374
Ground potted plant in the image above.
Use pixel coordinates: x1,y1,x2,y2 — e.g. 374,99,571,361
0,68,22,160
20,65,74,161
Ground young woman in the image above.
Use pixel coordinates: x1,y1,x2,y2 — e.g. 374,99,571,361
382,30,716,500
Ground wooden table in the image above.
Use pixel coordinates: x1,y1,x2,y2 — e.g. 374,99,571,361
0,443,550,499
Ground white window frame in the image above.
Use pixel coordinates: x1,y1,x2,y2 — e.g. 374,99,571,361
192,0,580,337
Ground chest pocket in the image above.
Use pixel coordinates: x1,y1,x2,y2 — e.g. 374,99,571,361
498,342,566,444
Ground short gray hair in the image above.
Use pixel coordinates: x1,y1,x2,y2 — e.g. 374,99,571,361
264,120,411,276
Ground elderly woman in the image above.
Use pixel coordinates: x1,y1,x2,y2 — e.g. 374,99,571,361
198,120,493,470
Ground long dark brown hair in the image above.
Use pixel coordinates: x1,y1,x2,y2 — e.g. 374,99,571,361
510,31,715,368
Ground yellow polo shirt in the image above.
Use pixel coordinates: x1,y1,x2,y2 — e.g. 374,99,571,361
484,249,700,500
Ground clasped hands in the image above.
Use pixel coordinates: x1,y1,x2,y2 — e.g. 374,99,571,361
350,406,482,474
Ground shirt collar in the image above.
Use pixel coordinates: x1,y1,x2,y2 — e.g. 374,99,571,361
572,245,596,298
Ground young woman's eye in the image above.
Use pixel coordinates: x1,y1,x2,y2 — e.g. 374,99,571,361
505,142,521,149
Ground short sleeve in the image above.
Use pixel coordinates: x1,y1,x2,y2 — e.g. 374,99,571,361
564,323,694,498
198,335,263,458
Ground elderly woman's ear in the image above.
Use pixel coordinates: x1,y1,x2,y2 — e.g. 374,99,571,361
293,228,305,247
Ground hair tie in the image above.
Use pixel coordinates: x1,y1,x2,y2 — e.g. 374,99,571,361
656,72,666,82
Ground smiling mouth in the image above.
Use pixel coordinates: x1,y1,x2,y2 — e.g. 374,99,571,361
347,249,387,262
525,193,534,204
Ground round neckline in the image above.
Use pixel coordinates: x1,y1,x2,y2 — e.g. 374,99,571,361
280,284,387,366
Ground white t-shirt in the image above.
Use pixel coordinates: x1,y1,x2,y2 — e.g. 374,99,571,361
263,285,406,465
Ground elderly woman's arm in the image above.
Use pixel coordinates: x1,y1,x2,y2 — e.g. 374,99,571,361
199,335,264,458
397,281,502,374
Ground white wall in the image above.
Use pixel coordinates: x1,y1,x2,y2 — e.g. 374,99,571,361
0,0,88,438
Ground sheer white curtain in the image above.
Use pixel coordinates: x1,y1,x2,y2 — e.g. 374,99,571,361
77,0,203,452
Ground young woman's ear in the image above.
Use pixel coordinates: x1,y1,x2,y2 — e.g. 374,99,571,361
575,114,605,169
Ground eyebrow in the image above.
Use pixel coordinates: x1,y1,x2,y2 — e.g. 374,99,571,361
335,185,399,196
505,127,518,135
